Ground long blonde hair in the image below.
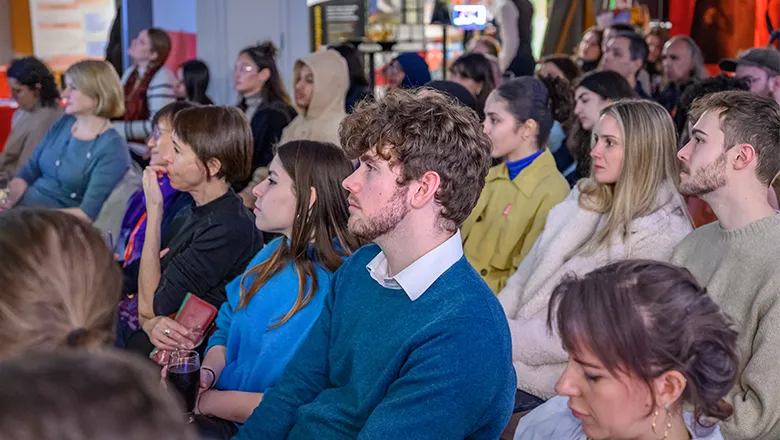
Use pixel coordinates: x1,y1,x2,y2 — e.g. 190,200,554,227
574,100,681,256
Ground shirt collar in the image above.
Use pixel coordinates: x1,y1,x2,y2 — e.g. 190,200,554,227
365,231,464,301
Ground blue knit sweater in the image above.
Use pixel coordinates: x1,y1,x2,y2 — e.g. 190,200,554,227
207,238,335,394
234,244,516,440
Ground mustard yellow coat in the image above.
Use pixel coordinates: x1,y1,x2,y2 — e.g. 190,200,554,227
462,150,570,293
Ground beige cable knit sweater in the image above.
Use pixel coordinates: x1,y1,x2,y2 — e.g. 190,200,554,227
672,214,780,440
498,183,693,398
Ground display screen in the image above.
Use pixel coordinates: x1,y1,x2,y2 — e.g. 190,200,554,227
452,5,487,30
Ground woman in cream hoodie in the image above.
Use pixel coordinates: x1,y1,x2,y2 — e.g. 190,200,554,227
498,99,693,402
240,50,349,207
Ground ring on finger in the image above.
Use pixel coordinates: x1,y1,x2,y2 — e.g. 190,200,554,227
164,328,171,336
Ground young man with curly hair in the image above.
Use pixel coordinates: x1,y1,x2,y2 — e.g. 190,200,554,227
234,89,516,440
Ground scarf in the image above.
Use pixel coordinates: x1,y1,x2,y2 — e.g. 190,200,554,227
122,65,161,123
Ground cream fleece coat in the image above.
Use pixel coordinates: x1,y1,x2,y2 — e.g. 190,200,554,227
280,50,349,146
497,183,693,398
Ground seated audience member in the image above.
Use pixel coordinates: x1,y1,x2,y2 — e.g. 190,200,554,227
671,76,750,227
601,23,636,54
719,47,780,105
329,42,373,113
655,36,708,113
1,57,61,175
191,141,362,437
383,52,432,89
449,52,498,119
175,59,214,105
515,260,738,440
498,99,692,405
601,31,651,99
239,49,349,207
462,77,570,293
537,55,580,83
567,71,636,186
233,42,296,193
114,101,196,345
115,28,176,158
673,91,780,439
0,208,120,359
425,80,477,110
135,106,264,353
0,350,196,440
537,74,575,169
0,60,129,221
644,24,669,82
468,35,501,58
576,26,602,73
234,89,515,439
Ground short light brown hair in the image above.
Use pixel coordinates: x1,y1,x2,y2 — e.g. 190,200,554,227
340,88,492,231
0,350,197,440
690,91,780,186
172,106,253,184
65,59,125,118
0,209,121,360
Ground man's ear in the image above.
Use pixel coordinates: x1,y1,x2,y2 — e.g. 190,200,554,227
732,143,757,172
409,170,441,209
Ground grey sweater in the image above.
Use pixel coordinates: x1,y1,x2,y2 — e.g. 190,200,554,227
672,214,780,440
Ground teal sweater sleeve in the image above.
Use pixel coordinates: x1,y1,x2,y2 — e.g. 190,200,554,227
233,269,337,439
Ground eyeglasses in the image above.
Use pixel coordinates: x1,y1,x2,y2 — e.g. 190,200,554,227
233,63,257,74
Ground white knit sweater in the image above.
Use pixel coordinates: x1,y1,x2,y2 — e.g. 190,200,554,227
497,183,693,398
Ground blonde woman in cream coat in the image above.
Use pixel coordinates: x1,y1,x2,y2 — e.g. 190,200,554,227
497,99,693,400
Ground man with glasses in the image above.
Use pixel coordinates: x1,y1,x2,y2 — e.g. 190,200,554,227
720,47,780,104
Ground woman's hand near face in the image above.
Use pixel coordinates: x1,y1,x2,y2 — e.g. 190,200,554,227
143,166,167,218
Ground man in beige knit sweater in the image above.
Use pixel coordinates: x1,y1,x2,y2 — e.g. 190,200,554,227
673,91,780,440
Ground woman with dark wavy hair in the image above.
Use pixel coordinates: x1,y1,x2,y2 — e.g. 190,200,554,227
1,57,61,174
515,260,738,440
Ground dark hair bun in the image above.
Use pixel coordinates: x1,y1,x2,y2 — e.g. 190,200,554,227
255,41,278,59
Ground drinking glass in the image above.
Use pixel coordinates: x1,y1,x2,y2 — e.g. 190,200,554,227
167,350,201,421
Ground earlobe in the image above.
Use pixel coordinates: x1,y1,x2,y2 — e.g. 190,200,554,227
654,371,687,407
206,158,222,179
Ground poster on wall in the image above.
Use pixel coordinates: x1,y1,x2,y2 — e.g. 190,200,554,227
309,0,366,52
28,0,116,72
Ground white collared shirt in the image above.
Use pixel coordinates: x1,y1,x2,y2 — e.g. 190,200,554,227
365,231,464,301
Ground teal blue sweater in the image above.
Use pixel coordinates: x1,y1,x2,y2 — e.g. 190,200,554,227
234,244,516,440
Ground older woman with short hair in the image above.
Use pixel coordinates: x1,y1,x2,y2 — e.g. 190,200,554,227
1,59,129,221
135,106,264,354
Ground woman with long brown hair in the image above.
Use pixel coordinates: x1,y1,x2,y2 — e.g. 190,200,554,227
114,28,176,159
191,140,361,437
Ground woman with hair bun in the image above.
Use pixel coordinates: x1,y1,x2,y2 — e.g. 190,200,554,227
0,208,121,359
462,76,570,294
233,42,296,193
515,259,738,440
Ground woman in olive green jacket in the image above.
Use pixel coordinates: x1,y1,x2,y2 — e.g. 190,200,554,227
462,77,569,293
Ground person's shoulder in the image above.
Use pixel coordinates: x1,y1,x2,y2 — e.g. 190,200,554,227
434,258,505,318
52,113,76,131
151,66,176,84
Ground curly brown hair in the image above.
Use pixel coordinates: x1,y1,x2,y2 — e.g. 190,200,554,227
340,88,492,232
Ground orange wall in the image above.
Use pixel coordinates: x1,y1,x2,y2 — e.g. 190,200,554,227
9,0,34,56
